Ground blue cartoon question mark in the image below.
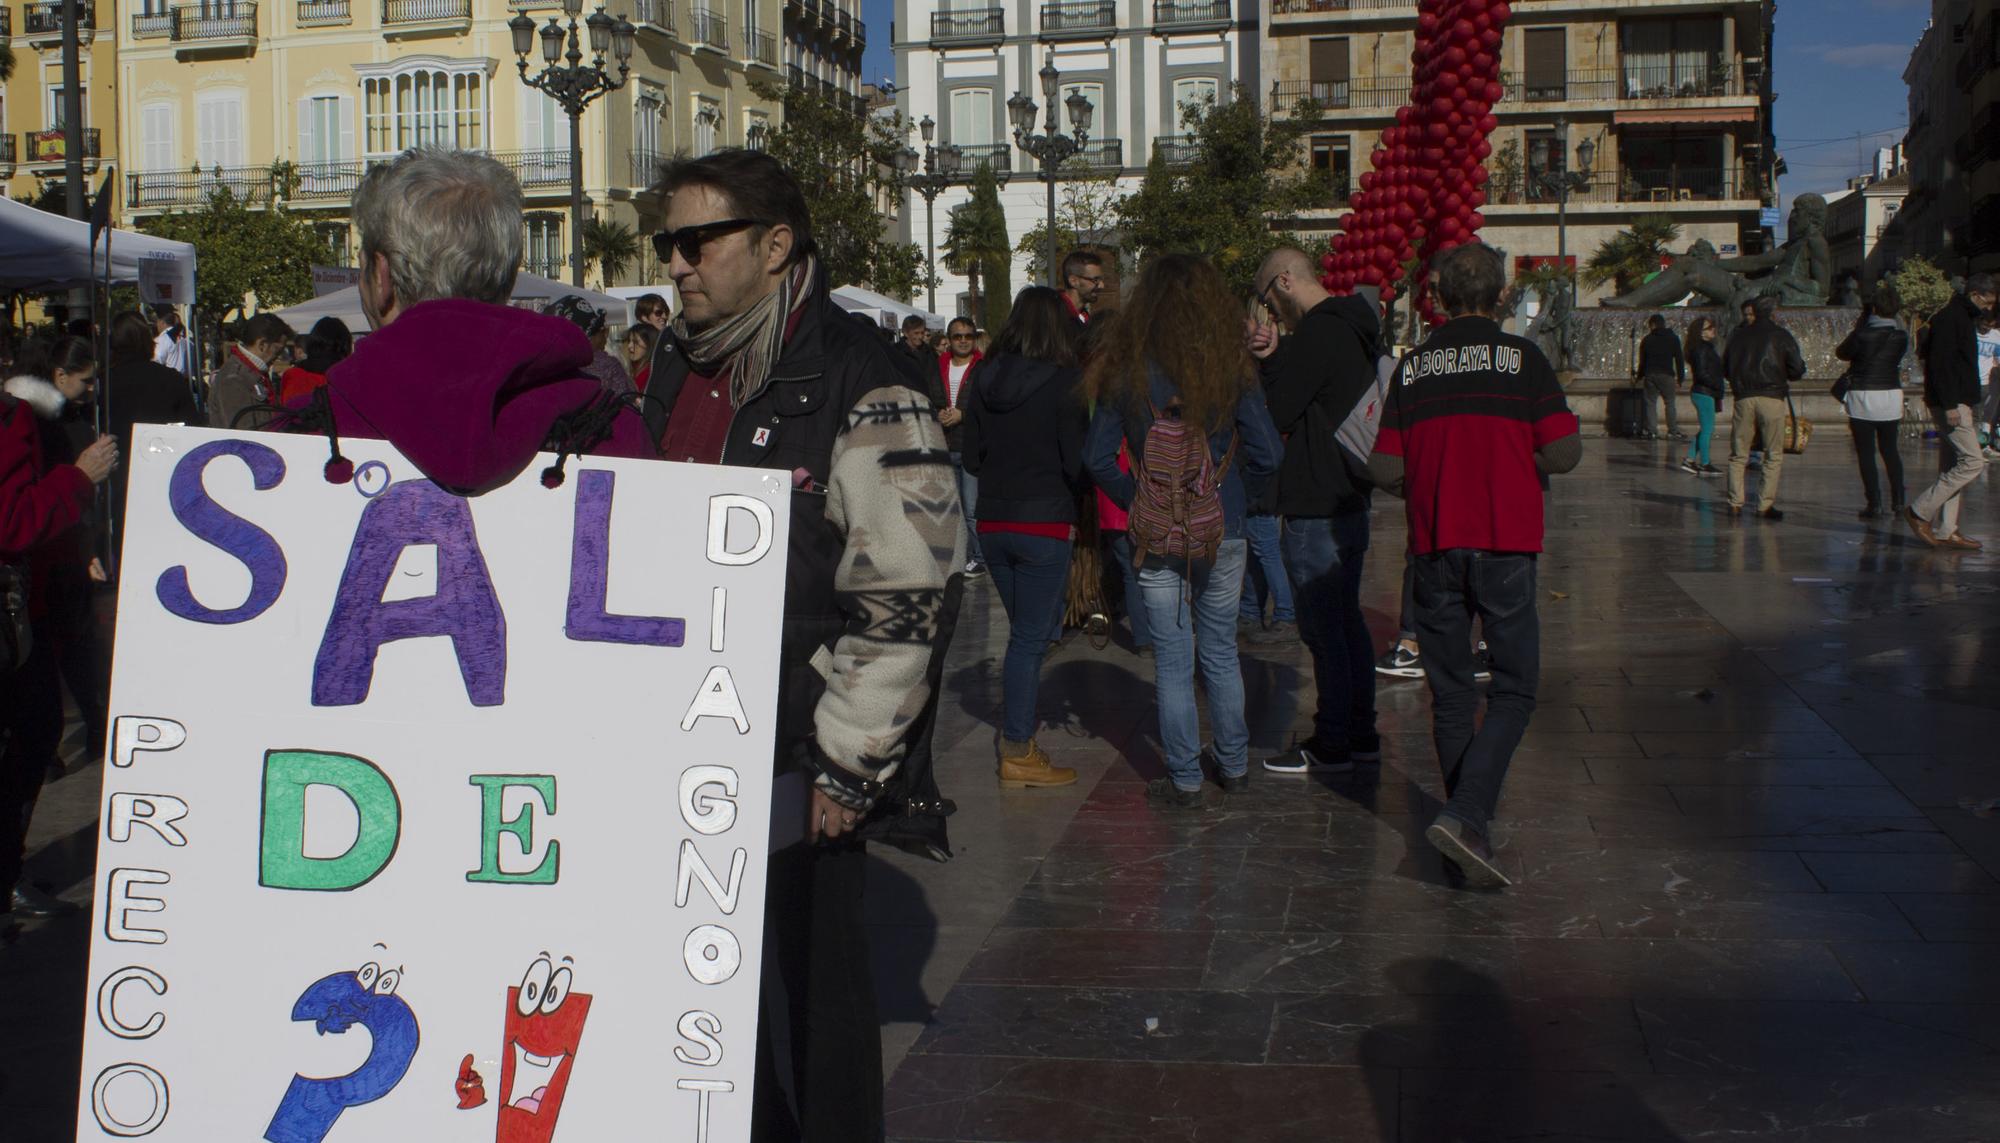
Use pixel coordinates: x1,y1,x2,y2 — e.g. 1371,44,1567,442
264,961,420,1143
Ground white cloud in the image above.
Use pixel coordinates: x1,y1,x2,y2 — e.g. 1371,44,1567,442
1794,41,1912,69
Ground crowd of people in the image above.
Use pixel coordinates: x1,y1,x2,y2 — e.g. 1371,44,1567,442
0,140,1991,1143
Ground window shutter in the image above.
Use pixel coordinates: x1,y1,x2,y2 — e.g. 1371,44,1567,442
1525,28,1566,91
339,95,356,161
297,97,314,164
1309,38,1349,84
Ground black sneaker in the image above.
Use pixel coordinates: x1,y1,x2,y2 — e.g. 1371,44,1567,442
1263,740,1353,775
1678,458,1700,474
1699,464,1721,476
964,560,987,578
1669,430,1690,441
1349,732,1382,763
1424,815,1511,888
1146,777,1208,811
1760,508,1784,522
1473,641,1494,681
1247,620,1298,645
1375,644,1423,678
1217,771,1251,793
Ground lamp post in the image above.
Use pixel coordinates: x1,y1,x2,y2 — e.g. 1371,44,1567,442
899,115,964,315
1535,117,1597,309
1008,55,1093,288
510,0,637,286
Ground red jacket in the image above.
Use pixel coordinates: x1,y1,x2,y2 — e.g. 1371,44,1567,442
1,377,91,563
937,349,982,409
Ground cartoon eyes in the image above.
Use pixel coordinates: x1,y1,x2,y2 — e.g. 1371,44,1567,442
516,955,574,1016
354,962,401,996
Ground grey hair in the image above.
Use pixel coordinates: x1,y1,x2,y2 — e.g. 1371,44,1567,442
352,149,524,306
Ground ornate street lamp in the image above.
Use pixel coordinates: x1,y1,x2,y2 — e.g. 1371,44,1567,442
1535,117,1597,311
1010,54,1092,288
902,114,974,315
510,0,637,286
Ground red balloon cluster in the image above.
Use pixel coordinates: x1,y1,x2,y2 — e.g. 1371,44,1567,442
1320,0,1512,326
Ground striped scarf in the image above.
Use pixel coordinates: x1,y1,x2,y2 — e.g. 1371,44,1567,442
672,255,817,407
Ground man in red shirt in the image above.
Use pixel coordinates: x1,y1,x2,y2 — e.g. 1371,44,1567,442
1368,243,1581,888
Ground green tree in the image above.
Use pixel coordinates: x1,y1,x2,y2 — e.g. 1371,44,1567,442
1115,86,1325,295
753,79,926,299
139,189,330,323
1488,137,1524,206
1582,215,1680,293
1015,161,1125,284
0,42,15,85
943,163,1011,331
582,217,641,286
1884,255,1953,330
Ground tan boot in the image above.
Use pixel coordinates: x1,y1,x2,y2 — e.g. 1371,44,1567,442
998,739,1078,789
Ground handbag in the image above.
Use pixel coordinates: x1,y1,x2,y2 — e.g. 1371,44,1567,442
1783,396,1813,455
1830,373,1852,401
2,561,30,673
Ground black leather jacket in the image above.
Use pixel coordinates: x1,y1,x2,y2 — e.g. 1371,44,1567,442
1835,318,1909,391
1723,321,1806,400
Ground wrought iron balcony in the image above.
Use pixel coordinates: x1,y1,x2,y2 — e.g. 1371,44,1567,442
1040,0,1113,38
0,8,9,35
25,1,94,39
951,142,1012,173
631,149,667,188
129,165,276,210
1152,0,1228,30
381,0,468,24
0,135,15,169
133,8,173,36
296,0,349,24
632,0,673,32
748,27,777,66
688,5,727,48
1270,0,1411,13
25,128,101,166
1269,78,1410,114
931,7,1002,44
173,2,257,41
290,161,366,198
490,149,572,189
1077,138,1122,169
1153,135,1199,165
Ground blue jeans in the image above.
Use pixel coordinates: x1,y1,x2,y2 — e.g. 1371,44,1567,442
1107,532,1151,648
980,530,1072,742
950,452,983,565
1687,393,1718,466
1282,513,1375,752
1139,539,1249,789
1237,513,1296,624
1412,550,1540,831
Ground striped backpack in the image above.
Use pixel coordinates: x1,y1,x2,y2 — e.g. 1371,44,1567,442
1126,401,1236,568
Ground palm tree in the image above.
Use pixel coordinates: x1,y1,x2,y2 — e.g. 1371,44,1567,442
941,163,1010,330
1583,215,1681,294
582,217,641,287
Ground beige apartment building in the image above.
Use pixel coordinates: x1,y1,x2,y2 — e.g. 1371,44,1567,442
111,0,784,285
1896,0,1997,276
3,0,122,219
1263,0,1779,304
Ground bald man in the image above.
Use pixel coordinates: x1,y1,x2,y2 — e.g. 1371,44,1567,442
1246,247,1384,777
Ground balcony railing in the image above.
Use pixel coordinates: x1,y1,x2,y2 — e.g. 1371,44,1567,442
1508,68,1620,104
834,8,851,39
129,166,276,210
853,16,864,45
1077,138,1122,169
1153,135,1200,165
952,142,1011,173
1153,0,1229,29
787,63,807,89
1040,0,1113,36
931,7,1002,43
133,9,173,35
632,0,673,32
0,136,16,167
25,128,101,165
292,161,365,198
1270,78,1411,113
1488,168,1751,207
1271,0,1411,13
631,149,667,187
688,5,727,48
1618,62,1748,100
25,1,94,36
748,27,777,65
0,8,9,35
382,0,468,22
297,0,350,24
173,2,257,40
491,149,572,188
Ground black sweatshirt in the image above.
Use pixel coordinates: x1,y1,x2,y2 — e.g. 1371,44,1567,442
1257,294,1379,518
960,352,1089,523
1636,327,1686,382
1922,292,1983,409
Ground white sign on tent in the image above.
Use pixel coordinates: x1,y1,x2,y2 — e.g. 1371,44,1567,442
77,427,789,1143
137,254,195,306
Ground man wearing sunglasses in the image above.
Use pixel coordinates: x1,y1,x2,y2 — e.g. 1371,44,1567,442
639,149,962,1143
1060,248,1106,323
930,317,986,576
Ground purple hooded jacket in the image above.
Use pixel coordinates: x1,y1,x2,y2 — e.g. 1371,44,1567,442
310,298,657,494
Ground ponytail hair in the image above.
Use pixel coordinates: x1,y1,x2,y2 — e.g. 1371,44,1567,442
12,335,96,380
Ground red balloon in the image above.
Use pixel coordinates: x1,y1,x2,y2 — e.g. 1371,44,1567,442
1490,2,1510,19
1478,114,1499,134
1473,139,1493,160
1468,210,1485,229
1484,80,1505,103
1467,188,1487,208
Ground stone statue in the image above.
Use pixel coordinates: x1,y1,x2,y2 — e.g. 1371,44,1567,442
1525,283,1576,373
1601,193,1834,338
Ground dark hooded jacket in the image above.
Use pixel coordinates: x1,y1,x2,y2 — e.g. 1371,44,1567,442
295,298,656,495
959,353,1087,524
1921,291,1982,409
1258,293,1380,517
1723,318,1806,401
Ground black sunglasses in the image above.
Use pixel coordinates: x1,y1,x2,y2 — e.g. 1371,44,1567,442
653,218,766,266
1256,275,1280,312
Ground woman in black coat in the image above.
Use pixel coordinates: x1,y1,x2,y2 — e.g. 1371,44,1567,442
1679,315,1725,475
1835,289,1911,519
105,311,200,538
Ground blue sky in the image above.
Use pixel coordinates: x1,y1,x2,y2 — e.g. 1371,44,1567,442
859,0,1933,203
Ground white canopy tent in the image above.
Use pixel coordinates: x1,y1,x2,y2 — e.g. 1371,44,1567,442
273,272,632,334
830,285,947,331
0,194,196,291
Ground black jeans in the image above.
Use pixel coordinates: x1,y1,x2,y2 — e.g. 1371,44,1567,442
1282,513,1376,750
1848,418,1905,507
1,635,63,909
753,838,883,1143
1411,550,1540,831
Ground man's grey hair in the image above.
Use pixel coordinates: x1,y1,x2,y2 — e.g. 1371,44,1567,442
352,149,524,307
1433,243,1507,317
1967,271,1998,298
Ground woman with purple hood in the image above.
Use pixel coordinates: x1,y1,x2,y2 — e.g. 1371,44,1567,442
286,149,655,494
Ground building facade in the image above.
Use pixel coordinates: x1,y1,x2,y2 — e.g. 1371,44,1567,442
784,0,865,117
111,0,784,289
893,0,1260,315
1897,0,1997,276
1262,0,1778,304
4,0,122,225
1823,147,1906,293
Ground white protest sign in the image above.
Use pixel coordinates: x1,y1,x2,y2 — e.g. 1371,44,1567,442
311,266,363,296
78,426,789,1143
137,255,195,306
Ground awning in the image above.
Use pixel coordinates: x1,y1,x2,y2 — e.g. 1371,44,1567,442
0,194,198,291
829,285,947,330
1615,107,1758,126
272,272,632,334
